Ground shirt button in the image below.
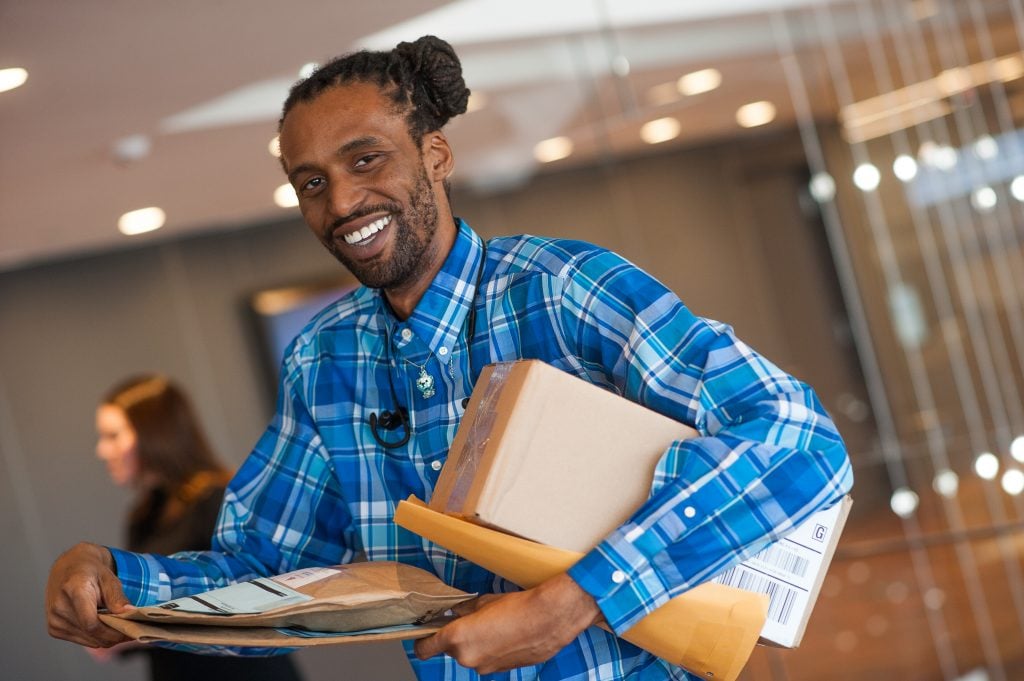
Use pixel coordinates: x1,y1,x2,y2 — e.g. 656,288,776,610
430,460,442,471
439,347,449,356
611,570,626,584
684,506,697,518
401,328,413,341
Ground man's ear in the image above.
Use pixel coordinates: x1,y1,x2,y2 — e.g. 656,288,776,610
423,131,454,183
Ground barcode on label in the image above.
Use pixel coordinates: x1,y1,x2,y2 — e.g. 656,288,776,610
716,567,799,625
755,543,809,578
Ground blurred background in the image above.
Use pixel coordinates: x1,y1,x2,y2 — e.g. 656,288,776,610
2,0,1023,679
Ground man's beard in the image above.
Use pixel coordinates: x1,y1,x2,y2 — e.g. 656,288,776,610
325,169,439,290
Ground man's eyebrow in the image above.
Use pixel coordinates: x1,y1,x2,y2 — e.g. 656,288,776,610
286,136,385,184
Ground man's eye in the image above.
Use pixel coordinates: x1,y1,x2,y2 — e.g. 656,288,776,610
301,177,324,192
354,154,380,168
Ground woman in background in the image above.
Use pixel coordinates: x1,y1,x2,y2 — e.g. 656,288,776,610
95,374,303,681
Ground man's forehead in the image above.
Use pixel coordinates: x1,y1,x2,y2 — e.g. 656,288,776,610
283,83,407,141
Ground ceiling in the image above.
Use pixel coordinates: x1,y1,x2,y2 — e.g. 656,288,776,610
0,0,1020,272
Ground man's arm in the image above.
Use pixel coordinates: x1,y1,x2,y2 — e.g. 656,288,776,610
560,248,853,634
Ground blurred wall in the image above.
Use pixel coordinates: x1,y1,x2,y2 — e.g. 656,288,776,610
0,131,867,681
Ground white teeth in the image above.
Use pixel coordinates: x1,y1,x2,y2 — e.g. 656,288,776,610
344,215,391,244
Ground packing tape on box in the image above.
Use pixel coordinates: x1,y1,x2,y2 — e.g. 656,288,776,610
447,362,514,512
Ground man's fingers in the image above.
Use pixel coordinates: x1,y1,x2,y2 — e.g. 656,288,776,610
414,631,444,660
99,570,132,613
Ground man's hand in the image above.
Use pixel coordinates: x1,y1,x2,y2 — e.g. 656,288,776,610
414,573,601,674
45,542,133,648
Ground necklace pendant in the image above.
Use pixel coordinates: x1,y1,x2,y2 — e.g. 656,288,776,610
415,367,436,399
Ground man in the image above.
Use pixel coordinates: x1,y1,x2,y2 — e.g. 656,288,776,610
47,36,853,680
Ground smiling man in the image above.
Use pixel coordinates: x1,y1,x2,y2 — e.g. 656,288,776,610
46,36,852,680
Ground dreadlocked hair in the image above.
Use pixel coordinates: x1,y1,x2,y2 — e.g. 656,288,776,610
280,35,470,141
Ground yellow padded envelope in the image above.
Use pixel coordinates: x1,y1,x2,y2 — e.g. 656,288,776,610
395,497,767,681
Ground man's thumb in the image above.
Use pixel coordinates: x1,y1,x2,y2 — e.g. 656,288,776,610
99,570,132,613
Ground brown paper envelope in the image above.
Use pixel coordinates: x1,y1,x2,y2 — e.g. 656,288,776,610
394,497,767,681
99,612,446,647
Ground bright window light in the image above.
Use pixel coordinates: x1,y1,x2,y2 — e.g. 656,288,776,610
0,67,28,94
893,155,918,182
1001,469,1024,496
274,183,299,208
533,136,573,163
736,101,776,128
677,68,721,96
974,452,1000,480
118,207,166,236
853,163,881,192
640,117,681,144
890,488,919,518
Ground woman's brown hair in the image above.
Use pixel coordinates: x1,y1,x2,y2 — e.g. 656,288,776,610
102,375,223,488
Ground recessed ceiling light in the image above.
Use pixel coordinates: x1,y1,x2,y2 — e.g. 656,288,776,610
269,135,281,158
118,207,166,236
0,67,28,94
1011,176,1024,202
973,135,998,160
974,451,999,480
853,163,881,192
640,117,681,145
677,68,721,96
533,136,573,163
1012,435,1024,463
890,487,919,518
809,172,836,203
971,186,997,213
932,469,958,498
736,100,776,128
1001,469,1024,495
274,183,299,208
893,155,918,182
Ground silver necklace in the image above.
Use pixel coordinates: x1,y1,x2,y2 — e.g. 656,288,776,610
402,355,437,399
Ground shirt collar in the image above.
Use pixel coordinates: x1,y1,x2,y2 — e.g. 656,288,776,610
379,219,485,360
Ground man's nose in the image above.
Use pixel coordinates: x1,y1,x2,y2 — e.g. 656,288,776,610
326,179,367,223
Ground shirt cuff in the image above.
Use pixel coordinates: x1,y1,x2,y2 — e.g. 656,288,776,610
567,524,672,635
107,547,175,606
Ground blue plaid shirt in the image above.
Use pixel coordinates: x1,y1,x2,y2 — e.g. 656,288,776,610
111,220,853,680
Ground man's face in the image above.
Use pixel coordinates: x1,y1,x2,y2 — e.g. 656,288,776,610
278,81,447,291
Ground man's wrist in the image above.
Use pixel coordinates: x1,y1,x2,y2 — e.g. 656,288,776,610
535,573,602,632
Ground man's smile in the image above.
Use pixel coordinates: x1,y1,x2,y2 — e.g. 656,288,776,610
342,214,393,246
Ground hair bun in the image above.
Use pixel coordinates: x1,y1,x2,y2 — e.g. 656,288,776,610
394,35,470,123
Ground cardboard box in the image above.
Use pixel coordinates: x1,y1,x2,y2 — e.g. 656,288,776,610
431,360,698,552
431,359,851,649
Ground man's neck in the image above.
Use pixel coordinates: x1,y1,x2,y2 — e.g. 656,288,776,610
384,216,459,320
